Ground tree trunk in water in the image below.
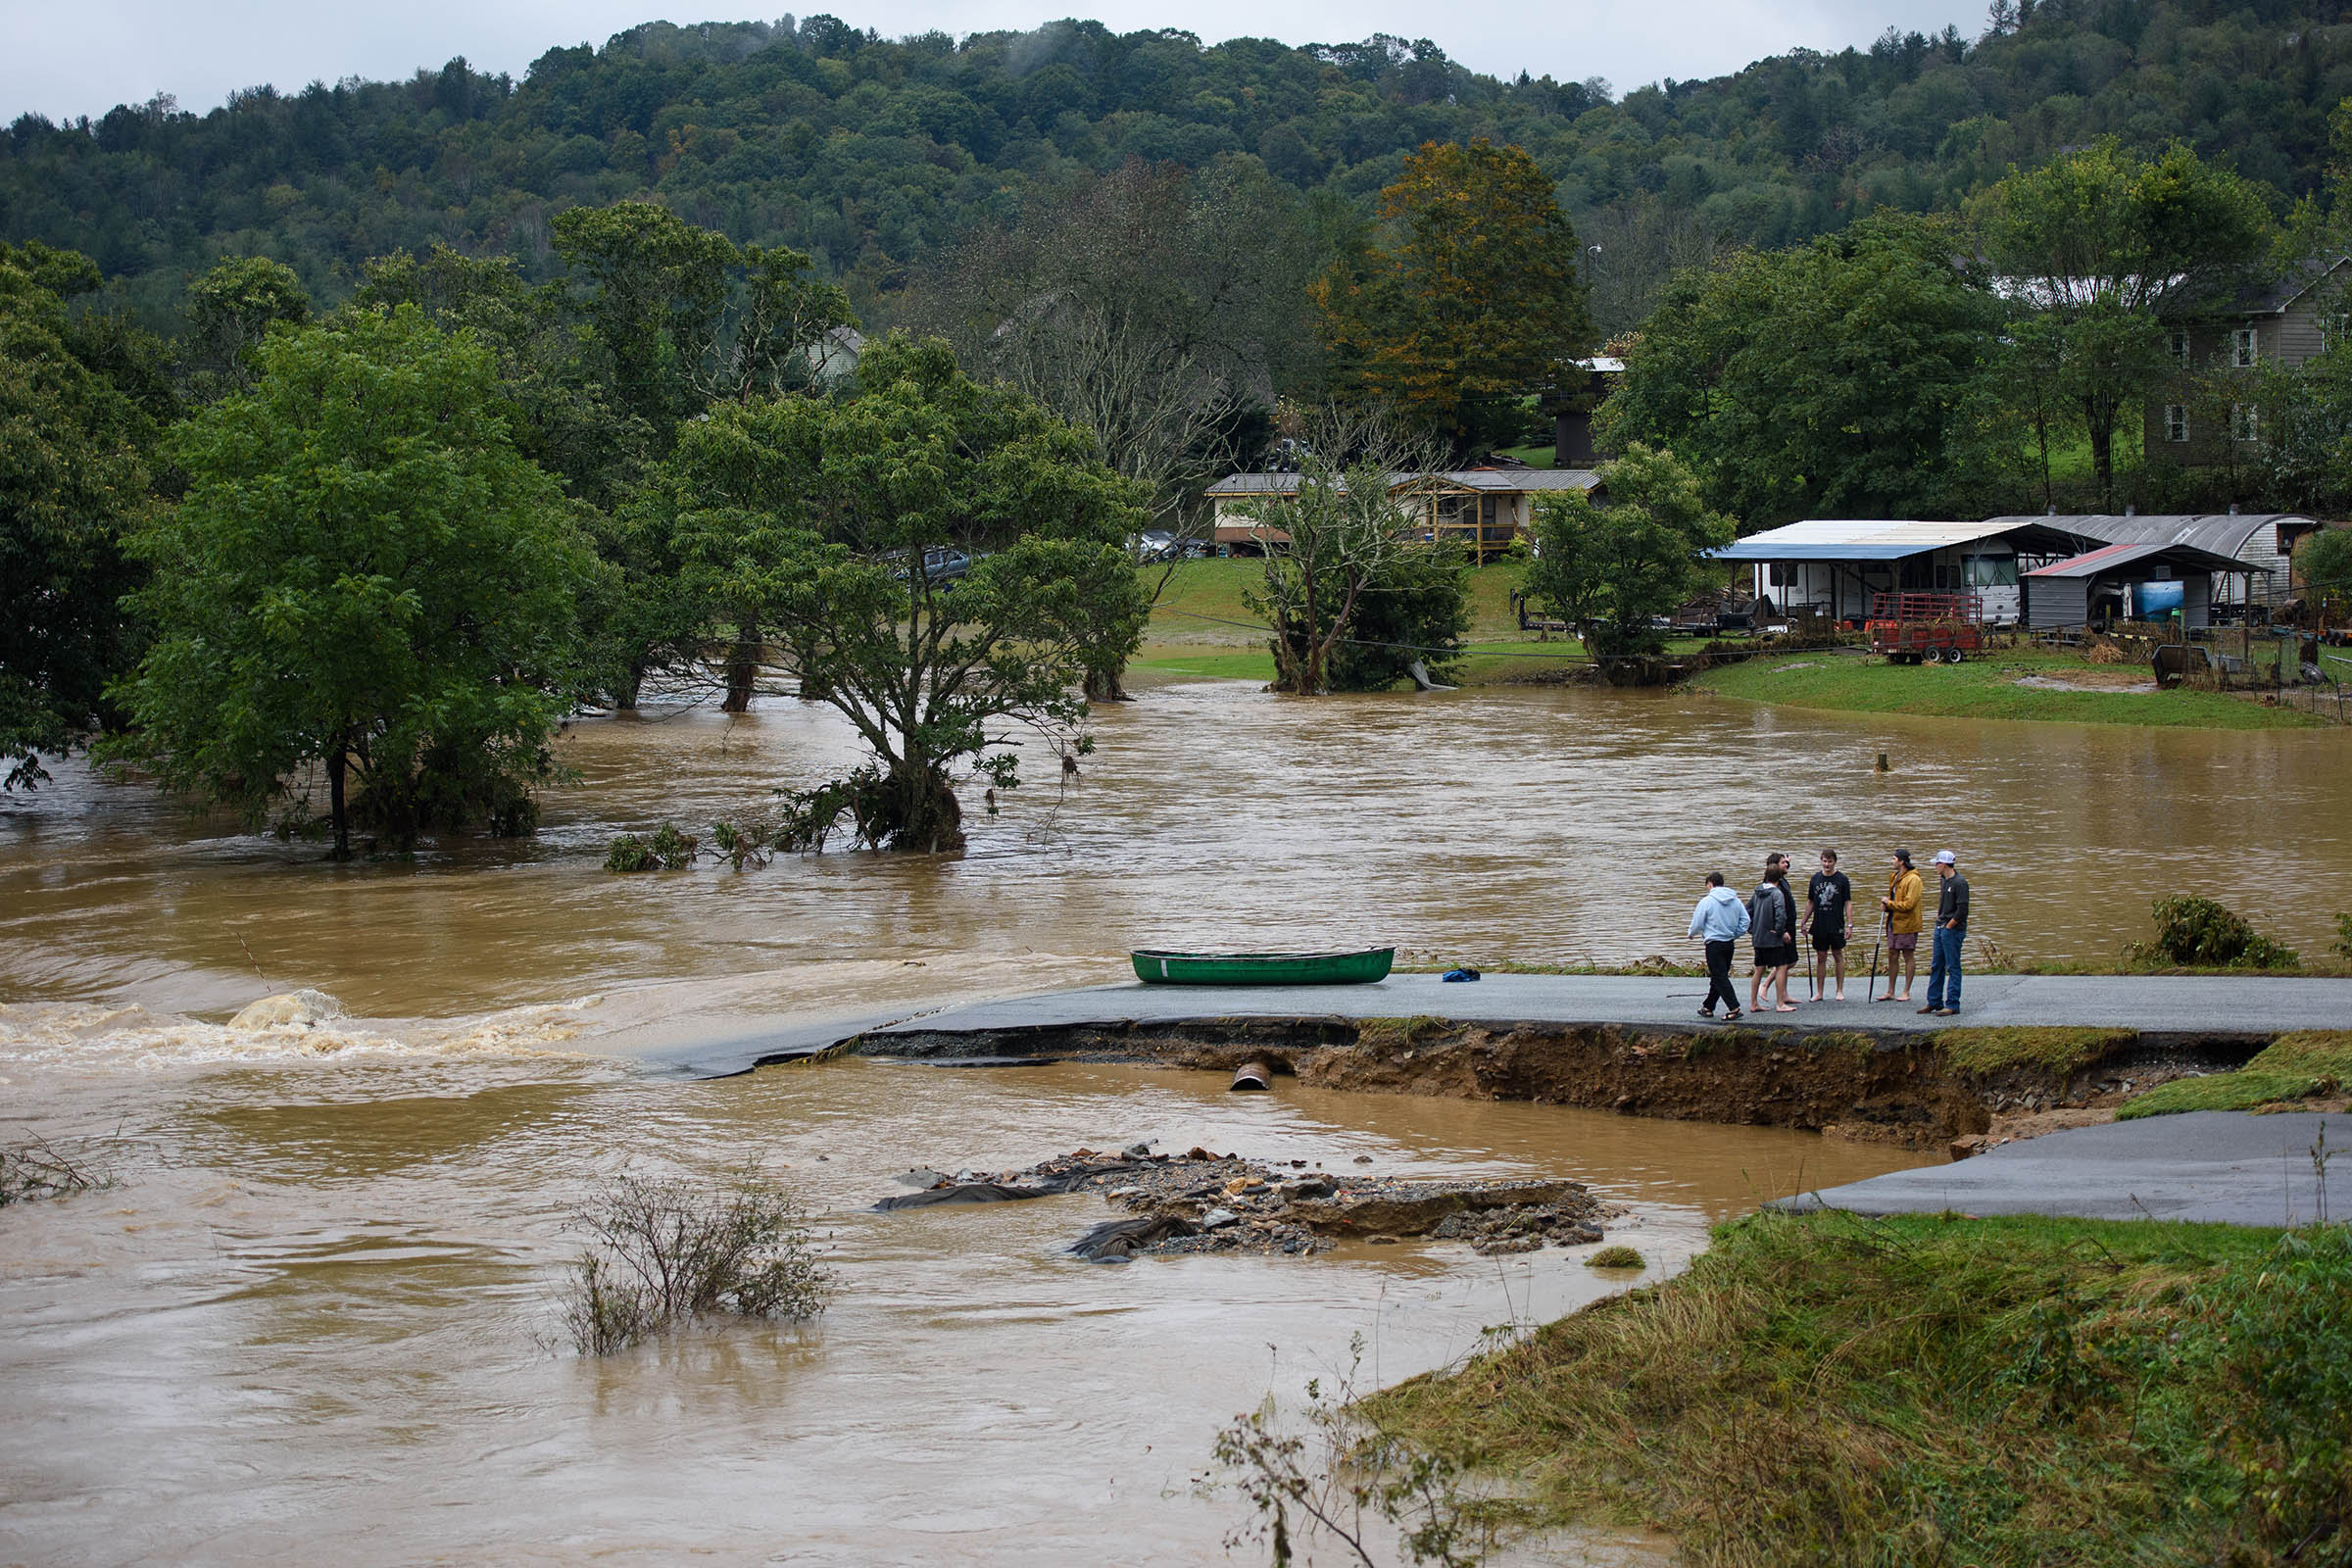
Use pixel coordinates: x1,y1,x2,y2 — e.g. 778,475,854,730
615,662,645,712
326,746,352,862
720,626,760,713
876,761,964,853
1083,663,1130,703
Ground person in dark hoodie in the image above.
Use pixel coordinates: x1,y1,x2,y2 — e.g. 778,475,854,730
1687,871,1751,1020
1748,853,1799,1013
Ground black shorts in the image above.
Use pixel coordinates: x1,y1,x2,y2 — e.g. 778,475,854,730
1810,929,1847,953
1755,943,1796,969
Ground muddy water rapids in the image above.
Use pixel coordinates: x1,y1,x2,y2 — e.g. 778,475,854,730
4,678,2346,1564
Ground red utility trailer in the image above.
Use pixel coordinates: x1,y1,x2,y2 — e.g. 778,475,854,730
1866,591,1984,664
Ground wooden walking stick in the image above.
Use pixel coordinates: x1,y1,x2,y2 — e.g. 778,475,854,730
1866,912,1888,1003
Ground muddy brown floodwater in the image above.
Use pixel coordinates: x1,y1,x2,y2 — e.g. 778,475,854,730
3,676,2346,1563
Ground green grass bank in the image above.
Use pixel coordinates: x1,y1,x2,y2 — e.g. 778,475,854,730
2118,1031,2352,1118
1692,647,2334,730
1369,1208,2352,1567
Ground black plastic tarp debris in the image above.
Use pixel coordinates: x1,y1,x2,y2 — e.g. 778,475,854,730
1069,1214,1200,1261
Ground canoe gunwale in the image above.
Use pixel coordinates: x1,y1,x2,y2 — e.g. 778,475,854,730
1130,947,1396,986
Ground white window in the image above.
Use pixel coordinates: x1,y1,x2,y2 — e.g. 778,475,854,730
2231,404,2260,442
2164,404,2189,443
2232,327,2258,368
2168,329,2190,365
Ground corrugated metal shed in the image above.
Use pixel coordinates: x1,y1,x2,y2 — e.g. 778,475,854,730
1711,517,2096,563
1984,514,2310,561
2024,540,2264,579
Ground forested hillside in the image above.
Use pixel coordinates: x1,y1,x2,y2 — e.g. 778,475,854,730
7,0,2352,334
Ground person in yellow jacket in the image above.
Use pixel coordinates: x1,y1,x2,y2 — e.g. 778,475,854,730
1879,849,1924,1004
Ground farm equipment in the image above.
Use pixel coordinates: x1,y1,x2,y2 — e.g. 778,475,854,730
1866,591,1984,664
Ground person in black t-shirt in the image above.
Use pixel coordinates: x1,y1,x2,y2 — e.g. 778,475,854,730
1805,848,1855,1003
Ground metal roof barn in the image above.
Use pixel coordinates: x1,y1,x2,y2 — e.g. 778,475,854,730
1711,518,2097,562
1709,518,2105,626
1984,514,2321,615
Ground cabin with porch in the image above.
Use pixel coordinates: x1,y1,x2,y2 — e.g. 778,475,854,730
1203,466,1603,560
1710,518,2102,626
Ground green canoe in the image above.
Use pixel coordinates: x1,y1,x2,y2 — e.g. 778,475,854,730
1130,948,1395,986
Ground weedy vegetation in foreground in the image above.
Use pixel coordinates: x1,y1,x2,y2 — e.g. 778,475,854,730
1361,1202,2352,1568
561,1169,834,1354
0,1134,122,1205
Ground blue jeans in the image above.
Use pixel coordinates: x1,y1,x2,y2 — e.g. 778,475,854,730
1928,926,1964,1010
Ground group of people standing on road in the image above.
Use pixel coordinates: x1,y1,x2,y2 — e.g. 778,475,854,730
1687,847,1971,1022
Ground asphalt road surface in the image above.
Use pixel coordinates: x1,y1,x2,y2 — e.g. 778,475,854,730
1775,1110,2344,1227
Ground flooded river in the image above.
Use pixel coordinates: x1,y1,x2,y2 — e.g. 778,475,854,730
4,677,2346,1562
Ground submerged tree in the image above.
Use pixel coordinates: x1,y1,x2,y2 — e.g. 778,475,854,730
1238,456,1430,696
105,306,603,858
1525,444,1732,665
0,241,155,789
657,334,1150,852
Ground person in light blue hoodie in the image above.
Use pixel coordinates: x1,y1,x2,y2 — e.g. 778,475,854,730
1687,871,1751,1020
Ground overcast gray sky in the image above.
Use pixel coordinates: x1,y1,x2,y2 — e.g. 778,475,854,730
6,0,1984,122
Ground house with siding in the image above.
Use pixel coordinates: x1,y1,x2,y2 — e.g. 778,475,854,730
2145,258,2349,464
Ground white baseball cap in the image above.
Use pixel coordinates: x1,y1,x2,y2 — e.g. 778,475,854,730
1933,850,1957,865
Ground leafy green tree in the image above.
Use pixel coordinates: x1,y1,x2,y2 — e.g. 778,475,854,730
0,242,154,788
1313,139,1591,460
179,256,312,399
1238,452,1438,695
656,334,1149,851
548,203,853,447
2299,524,2352,617
1325,542,1471,692
1602,214,2005,528
552,202,739,443
1973,139,2275,508
105,306,602,858
726,244,857,405
352,243,649,507
1524,444,1732,663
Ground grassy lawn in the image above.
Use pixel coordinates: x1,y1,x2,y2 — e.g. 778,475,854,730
1692,646,2333,730
1138,558,1714,687
1368,1207,2352,1567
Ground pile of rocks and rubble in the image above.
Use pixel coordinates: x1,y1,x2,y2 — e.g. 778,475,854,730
872,1143,1616,1261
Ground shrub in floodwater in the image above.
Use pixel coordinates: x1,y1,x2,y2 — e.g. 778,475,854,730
1586,1245,1645,1270
560,1169,833,1354
2335,910,2352,957
2128,895,2298,970
0,1134,118,1206
1213,1333,1492,1568
604,823,697,873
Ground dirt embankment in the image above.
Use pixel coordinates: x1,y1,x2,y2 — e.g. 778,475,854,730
857,1017,2266,1155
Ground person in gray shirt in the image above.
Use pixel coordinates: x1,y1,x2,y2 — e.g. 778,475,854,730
1922,850,1971,1015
